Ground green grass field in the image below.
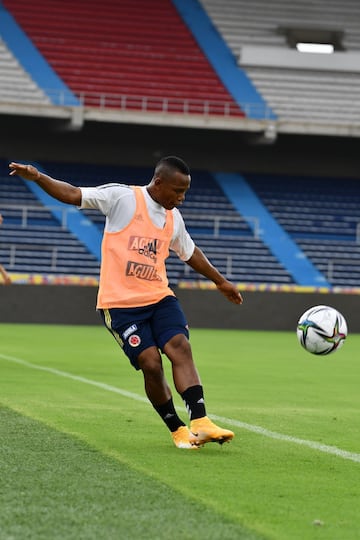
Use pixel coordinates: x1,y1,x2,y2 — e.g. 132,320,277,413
0,323,359,540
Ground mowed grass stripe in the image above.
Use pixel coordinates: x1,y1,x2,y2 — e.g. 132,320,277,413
1,352,360,465
0,406,264,540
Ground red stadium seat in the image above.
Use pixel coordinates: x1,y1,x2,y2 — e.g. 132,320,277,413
3,0,244,117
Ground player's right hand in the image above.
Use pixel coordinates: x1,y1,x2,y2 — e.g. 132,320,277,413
9,162,41,181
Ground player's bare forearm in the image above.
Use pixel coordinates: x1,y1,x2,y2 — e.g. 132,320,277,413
185,246,243,304
9,162,82,206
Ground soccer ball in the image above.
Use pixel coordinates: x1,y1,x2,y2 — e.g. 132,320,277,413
297,305,348,355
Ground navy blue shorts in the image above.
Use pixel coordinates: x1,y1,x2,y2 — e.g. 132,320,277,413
98,295,189,370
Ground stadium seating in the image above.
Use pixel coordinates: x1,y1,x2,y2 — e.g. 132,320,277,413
0,160,100,277
170,169,294,284
1,1,359,287
198,0,360,125
199,0,360,50
3,0,360,125
0,38,50,104
2,0,244,116
4,158,360,287
1,160,295,285
5,0,359,125
246,173,360,287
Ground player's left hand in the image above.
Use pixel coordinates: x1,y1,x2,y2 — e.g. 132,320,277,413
217,280,243,304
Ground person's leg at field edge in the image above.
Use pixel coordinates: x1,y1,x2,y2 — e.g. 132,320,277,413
137,333,234,449
137,342,198,449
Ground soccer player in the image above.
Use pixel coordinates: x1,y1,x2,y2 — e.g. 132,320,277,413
9,157,243,449
0,213,11,285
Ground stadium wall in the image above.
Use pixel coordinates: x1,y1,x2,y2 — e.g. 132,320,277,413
2,116,360,179
0,285,358,333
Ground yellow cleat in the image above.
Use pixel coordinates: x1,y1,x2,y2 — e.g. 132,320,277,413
190,416,234,446
171,425,200,449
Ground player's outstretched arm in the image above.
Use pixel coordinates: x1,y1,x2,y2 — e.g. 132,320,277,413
185,246,243,305
9,162,82,206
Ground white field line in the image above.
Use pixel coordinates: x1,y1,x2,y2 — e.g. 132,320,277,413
1,352,360,464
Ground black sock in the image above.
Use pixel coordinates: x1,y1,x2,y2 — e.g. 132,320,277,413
153,398,185,432
181,385,206,420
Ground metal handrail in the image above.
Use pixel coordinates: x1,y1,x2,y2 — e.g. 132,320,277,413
43,88,275,118
1,204,260,238
0,242,59,270
0,204,70,229
327,258,360,281
180,213,260,238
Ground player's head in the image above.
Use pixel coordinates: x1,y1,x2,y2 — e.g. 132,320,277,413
155,156,190,177
148,156,191,210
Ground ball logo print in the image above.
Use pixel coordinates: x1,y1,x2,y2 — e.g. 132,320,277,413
297,305,348,355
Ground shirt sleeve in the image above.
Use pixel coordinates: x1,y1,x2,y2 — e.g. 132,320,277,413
80,184,138,233
171,209,195,261
80,184,129,215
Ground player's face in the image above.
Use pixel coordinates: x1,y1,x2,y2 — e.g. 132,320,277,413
155,172,191,210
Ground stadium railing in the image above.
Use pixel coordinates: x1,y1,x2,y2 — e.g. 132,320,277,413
39,89,275,119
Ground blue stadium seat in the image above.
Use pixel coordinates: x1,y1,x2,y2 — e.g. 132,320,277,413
246,173,360,286
0,159,100,277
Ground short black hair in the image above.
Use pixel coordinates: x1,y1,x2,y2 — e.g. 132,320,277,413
155,156,190,176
